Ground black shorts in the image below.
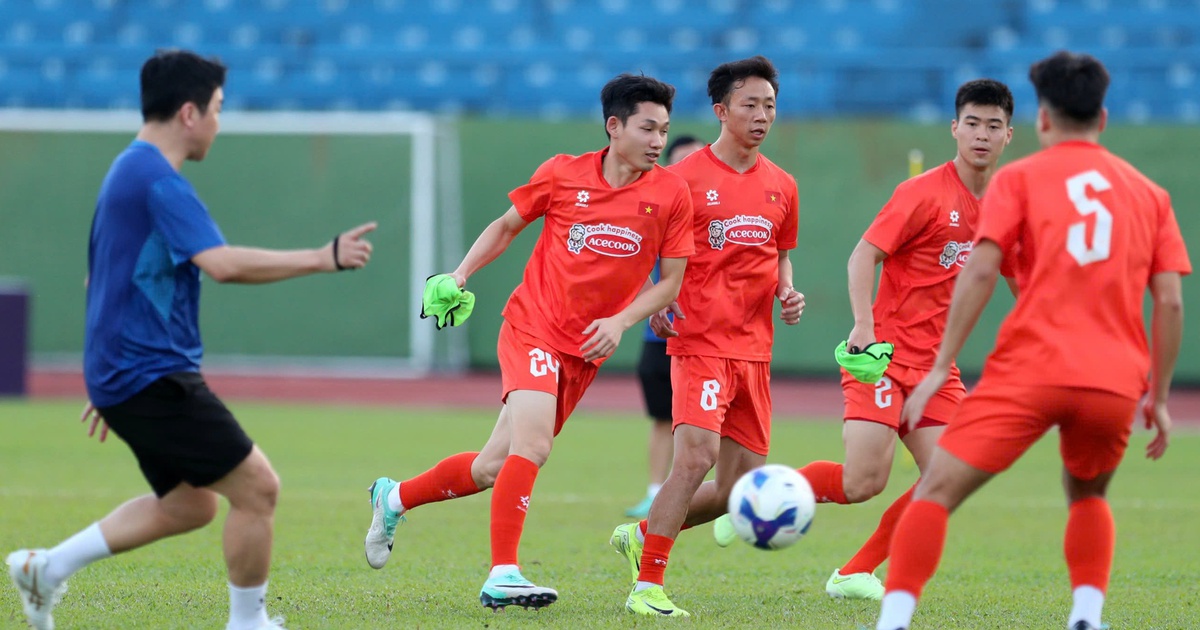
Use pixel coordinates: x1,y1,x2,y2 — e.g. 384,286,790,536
98,372,254,498
636,341,673,421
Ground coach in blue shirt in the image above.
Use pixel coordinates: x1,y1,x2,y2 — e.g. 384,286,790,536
6,50,376,630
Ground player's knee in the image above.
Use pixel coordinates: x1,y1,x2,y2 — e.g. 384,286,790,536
672,443,718,479
164,491,219,531
191,493,220,527
471,456,502,489
511,439,552,468
247,466,281,514
1063,470,1112,503
843,468,888,503
228,459,280,516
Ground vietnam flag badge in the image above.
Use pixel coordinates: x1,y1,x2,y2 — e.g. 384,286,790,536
765,190,782,205
638,201,660,217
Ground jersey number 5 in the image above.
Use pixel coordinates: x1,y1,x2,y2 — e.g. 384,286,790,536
1066,170,1113,266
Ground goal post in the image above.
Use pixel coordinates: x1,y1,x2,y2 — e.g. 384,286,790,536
0,108,464,378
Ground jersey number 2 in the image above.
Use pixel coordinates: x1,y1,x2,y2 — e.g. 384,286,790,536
1066,170,1113,266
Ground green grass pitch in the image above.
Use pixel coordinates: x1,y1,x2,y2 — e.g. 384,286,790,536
2,399,1197,629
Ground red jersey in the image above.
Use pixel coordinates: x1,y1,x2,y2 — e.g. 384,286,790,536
864,161,982,370
502,149,695,359
977,141,1192,399
666,146,799,361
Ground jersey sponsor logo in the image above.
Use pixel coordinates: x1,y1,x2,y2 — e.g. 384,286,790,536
939,240,973,269
949,209,960,227
566,222,644,257
705,189,720,206
708,214,775,250
575,190,590,207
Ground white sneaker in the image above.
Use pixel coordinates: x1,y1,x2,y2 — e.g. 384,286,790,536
364,477,404,569
6,549,68,630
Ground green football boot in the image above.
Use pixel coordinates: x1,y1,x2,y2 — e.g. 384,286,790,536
609,522,643,587
825,569,884,601
626,585,690,617
712,513,738,548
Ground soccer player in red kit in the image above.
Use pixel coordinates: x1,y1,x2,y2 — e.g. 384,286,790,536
875,51,1189,630
610,55,804,617
360,74,695,610
795,79,1016,601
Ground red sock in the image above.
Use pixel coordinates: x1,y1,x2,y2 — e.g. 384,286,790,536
799,461,848,504
637,534,675,585
1065,497,1114,592
883,499,948,598
638,519,690,536
841,483,916,575
490,455,540,567
398,452,482,510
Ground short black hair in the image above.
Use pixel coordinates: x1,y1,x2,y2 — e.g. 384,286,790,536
708,55,780,105
667,135,702,156
600,74,676,139
955,79,1014,122
140,49,227,123
1029,50,1110,129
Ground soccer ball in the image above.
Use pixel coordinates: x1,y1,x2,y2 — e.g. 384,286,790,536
727,464,815,550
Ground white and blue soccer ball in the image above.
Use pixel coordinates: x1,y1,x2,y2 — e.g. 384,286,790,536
727,464,816,550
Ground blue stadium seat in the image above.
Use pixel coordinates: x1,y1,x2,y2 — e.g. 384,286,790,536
0,0,1197,118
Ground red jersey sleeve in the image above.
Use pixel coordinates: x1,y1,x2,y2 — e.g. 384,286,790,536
999,243,1020,279
508,155,561,222
1151,191,1193,276
976,167,1025,254
863,181,929,255
776,175,800,251
660,183,695,259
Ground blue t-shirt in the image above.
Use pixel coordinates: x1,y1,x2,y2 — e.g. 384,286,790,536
84,141,226,407
644,262,668,343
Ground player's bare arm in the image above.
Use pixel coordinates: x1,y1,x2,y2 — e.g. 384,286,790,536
449,205,532,287
901,239,1002,429
582,256,686,361
1145,270,1184,459
846,239,888,351
636,276,654,295
776,251,804,325
193,221,377,283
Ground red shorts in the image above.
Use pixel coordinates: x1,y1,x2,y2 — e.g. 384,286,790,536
497,321,598,436
939,380,1138,479
671,355,771,456
841,363,966,438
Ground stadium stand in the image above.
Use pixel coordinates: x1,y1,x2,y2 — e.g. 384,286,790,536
1,0,1198,120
